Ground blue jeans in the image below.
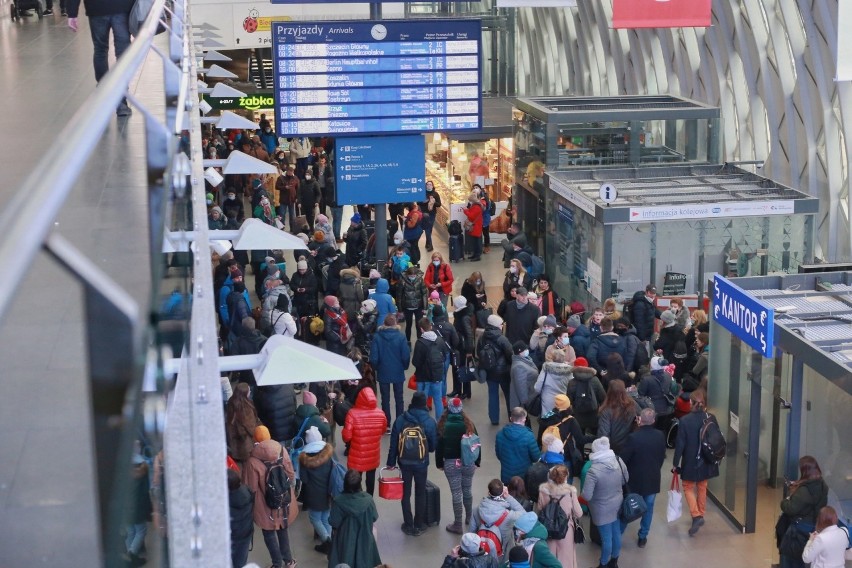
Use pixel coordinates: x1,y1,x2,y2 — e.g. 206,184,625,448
619,493,656,539
308,509,332,542
598,520,622,565
279,203,297,231
88,14,131,82
487,380,500,424
379,381,405,426
331,206,344,240
125,523,147,555
417,380,444,420
423,214,436,248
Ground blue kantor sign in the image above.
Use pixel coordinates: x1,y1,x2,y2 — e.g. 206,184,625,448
712,274,775,358
335,135,426,205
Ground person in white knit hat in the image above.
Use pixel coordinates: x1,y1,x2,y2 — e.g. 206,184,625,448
477,314,514,425
582,437,628,568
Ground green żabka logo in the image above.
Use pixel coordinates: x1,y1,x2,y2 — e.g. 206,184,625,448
239,95,274,110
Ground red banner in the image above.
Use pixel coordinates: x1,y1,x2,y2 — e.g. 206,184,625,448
612,0,711,29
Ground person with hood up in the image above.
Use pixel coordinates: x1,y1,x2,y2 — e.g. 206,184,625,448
510,341,539,411
511,511,562,568
536,464,583,567
295,390,332,442
387,391,438,536
412,318,449,419
242,426,298,568
437,397,482,534
342,386,388,496
638,356,677,428
398,265,428,341
452,295,476,400
228,468,254,568
328,469,382,568
587,317,628,375
505,546,532,568
597,379,641,455
612,317,645,373
653,309,683,362
322,295,352,355
630,284,661,348
495,407,541,483
468,478,527,561
269,296,298,337
369,277,397,326
566,314,591,359
337,267,365,320
441,533,500,568
565,359,606,435
343,213,368,267
581,437,628,568
208,206,226,230
544,326,577,365
297,426,335,554
370,314,411,426
533,349,573,418
477,314,514,425
529,315,557,368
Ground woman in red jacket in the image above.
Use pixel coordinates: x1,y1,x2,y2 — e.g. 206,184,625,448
342,387,388,496
424,251,454,307
462,192,484,261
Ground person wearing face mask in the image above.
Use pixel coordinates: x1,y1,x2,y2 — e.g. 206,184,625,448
424,251,454,307
397,266,428,341
258,124,278,155
275,164,299,231
510,341,539,411
463,191,484,261
298,168,321,229
290,258,319,319
221,187,245,222
503,286,541,346
529,315,557,369
461,272,489,321
419,180,442,252
544,326,576,365
503,259,532,300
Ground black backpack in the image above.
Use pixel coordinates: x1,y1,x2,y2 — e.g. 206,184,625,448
262,449,292,512
448,219,463,236
699,412,727,464
477,340,499,371
538,495,570,540
622,298,634,324
399,423,427,462
571,379,598,413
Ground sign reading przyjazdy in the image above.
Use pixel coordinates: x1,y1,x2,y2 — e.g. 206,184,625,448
712,274,774,358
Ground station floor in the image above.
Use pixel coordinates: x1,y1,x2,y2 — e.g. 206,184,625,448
0,7,791,568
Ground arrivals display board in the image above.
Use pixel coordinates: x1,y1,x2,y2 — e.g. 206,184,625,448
271,19,482,136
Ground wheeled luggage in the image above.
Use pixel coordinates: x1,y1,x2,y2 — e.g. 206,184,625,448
424,480,441,526
449,234,464,262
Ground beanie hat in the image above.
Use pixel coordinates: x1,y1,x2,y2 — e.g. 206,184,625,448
447,397,463,414
545,435,564,454
369,269,381,280
206,192,214,202
515,511,538,534
592,436,611,453
411,391,428,409
567,314,582,329
313,230,325,242
570,301,585,315
650,356,668,371
254,425,271,442
210,206,223,216
512,340,528,355
351,213,362,223
460,533,481,555
543,315,558,328
304,426,322,445
231,269,244,280
453,295,468,310
361,299,377,313
509,546,529,562
429,290,440,300
574,356,589,367
297,259,308,270
324,295,339,307
487,314,504,328
316,214,329,224
252,178,262,188
537,315,547,328
302,390,317,406
660,310,677,327
554,394,571,411
432,305,445,318
296,233,310,245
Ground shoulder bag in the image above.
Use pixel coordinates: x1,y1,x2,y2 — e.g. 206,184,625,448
524,371,547,418
618,459,647,524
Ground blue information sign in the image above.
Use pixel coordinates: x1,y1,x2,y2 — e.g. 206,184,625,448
335,135,426,205
271,20,481,136
712,274,775,358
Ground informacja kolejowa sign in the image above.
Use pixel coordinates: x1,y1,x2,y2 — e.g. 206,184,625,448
712,274,775,358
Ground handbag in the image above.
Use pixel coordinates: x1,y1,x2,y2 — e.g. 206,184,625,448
666,472,683,523
618,460,647,523
779,517,814,557
524,371,547,418
475,307,493,328
573,515,586,544
407,374,418,391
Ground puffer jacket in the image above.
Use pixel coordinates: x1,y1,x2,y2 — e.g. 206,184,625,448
370,325,410,383
478,325,514,378
509,354,539,410
254,384,297,442
453,305,475,355
242,439,296,530
229,484,254,542
338,268,365,319
495,423,541,482
369,278,397,325
388,406,438,469
630,291,660,342
424,262,454,295
468,494,526,551
344,222,368,267
342,388,388,472
581,449,627,526
568,324,591,358
298,442,333,512
533,362,572,416
397,273,427,310
565,367,606,434
587,332,627,373
616,324,644,371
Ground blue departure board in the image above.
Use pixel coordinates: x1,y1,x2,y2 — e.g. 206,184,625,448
271,20,482,136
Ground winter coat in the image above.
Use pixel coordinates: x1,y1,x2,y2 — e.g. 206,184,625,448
298,442,333,511
536,412,589,455
630,291,660,342
495,423,541,482
533,362,572,417
441,550,499,568
510,354,539,410
433,312,460,353
261,283,293,329
436,413,481,468
503,301,542,345
294,403,331,440
468,494,526,555
270,309,297,337
581,449,627,526
616,325,644,372
254,384,297,442
586,332,627,373
344,222,368,267
398,273,428,310
298,178,321,208
463,201,484,237
369,325,411,384
568,324,591,358
565,368,606,434
620,425,666,496
290,270,319,315
322,304,350,355
369,278,397,325
597,399,640,454
424,261,454,295
801,525,849,568
502,271,533,300
413,331,448,383
328,491,382,568
337,268,365,320
654,324,683,362
638,370,676,416
543,342,576,365
388,406,438,469
229,484,254,542
673,409,721,482
66,0,132,18
478,326,514,379
461,280,489,312
780,478,829,523
453,305,476,355
519,522,563,568
537,481,583,568
242,440,297,530
275,173,299,205
342,388,388,472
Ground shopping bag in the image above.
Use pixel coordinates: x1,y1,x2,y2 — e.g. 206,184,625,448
407,374,418,391
667,472,683,523
378,467,404,500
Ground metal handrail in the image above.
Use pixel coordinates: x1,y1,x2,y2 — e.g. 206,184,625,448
0,0,169,327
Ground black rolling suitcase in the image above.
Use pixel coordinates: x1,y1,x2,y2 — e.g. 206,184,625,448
449,234,464,263
423,480,441,527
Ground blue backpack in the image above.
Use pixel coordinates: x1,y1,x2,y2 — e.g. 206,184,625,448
529,255,545,279
329,457,347,497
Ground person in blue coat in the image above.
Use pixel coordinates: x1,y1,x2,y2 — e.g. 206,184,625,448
495,407,541,483
370,315,411,426
369,278,397,325
566,314,591,358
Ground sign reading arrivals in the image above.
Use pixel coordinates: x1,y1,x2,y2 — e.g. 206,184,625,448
270,20,482,137
712,274,775,358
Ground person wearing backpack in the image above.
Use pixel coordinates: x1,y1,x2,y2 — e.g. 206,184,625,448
441,532,500,568
469,479,527,562
619,408,666,548
297,426,335,555
242,426,297,568
511,511,562,568
777,456,830,568
672,389,720,538
413,318,450,419
637,356,677,430
478,314,514,425
342,387,388,497
536,464,583,567
387,391,438,536
565,361,606,435
437,398,482,534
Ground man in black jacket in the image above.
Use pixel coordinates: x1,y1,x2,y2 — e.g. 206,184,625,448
228,469,254,567
502,287,541,345
67,0,134,116
620,408,666,547
451,296,475,399
254,383,297,443
343,213,368,267
631,284,661,351
412,318,449,419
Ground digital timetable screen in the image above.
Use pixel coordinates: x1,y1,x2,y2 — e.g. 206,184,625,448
271,19,482,136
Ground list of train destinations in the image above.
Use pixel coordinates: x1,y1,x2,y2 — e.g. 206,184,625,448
271,19,482,136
